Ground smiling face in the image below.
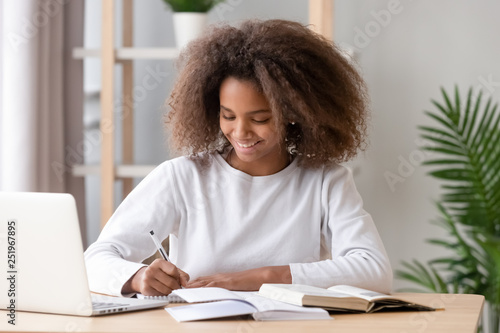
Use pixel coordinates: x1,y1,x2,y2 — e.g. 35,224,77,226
219,77,289,176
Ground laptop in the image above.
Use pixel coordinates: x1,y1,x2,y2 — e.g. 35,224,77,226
0,191,170,316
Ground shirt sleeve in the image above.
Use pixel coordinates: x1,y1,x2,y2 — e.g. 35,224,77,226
84,161,181,297
289,166,393,294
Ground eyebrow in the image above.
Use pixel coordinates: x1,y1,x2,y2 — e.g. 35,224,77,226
220,105,271,115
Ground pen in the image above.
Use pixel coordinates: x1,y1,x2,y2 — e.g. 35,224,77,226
149,230,171,263
149,230,186,289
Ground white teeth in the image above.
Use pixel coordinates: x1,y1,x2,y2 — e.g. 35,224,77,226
237,141,258,148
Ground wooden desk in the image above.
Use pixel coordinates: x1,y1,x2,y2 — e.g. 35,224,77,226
0,293,484,333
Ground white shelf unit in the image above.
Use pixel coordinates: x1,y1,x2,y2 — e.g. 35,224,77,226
73,0,334,229
73,164,157,178
73,47,179,60
72,46,179,183
71,0,180,228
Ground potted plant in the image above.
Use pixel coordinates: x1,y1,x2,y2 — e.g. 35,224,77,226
161,0,226,48
396,86,500,332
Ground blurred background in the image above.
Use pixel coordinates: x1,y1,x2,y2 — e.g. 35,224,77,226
1,0,500,293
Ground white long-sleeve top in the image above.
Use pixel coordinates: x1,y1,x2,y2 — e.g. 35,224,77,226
84,152,393,296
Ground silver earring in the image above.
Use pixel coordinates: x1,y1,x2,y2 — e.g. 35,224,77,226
287,142,298,155
290,121,296,125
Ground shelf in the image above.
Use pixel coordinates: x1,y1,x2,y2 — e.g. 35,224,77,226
75,0,334,227
117,48,179,59
73,48,100,58
73,47,179,60
72,164,156,178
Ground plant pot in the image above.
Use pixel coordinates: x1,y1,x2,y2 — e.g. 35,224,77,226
172,12,208,49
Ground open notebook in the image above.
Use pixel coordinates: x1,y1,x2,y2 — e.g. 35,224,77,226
148,287,331,321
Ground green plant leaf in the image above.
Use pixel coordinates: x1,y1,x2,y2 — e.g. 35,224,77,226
422,146,466,156
424,111,456,133
396,261,441,292
162,0,225,12
422,159,468,166
420,134,463,150
430,265,449,292
418,126,457,141
398,86,500,311
464,91,482,144
459,88,473,134
470,97,493,151
426,239,457,249
429,168,473,180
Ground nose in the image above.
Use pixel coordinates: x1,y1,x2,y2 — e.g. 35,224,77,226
233,119,252,138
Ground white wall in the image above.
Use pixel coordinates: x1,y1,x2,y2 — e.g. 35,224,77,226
335,0,500,290
83,0,500,291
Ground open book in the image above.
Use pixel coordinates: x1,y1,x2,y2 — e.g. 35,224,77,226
258,284,439,313
164,287,332,321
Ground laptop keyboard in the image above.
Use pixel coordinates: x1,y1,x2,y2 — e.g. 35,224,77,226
93,301,129,310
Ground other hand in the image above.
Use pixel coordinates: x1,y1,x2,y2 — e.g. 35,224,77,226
185,266,291,291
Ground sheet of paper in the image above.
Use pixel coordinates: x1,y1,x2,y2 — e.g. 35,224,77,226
165,300,255,322
172,287,243,303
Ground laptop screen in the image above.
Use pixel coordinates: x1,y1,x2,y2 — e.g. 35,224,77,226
0,192,94,316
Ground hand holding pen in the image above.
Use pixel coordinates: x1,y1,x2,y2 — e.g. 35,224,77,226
122,229,190,296
145,229,189,292
149,230,171,263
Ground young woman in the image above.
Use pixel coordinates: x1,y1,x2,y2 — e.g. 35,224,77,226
84,19,392,297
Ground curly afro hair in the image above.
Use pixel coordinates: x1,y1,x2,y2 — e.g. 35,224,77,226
166,19,369,168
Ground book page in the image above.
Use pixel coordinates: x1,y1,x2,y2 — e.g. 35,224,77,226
263,284,355,298
326,285,391,301
244,293,329,315
233,291,259,299
172,287,244,303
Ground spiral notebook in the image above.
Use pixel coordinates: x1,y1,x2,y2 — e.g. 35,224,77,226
136,293,186,303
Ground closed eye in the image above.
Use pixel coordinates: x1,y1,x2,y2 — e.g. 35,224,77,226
253,119,270,124
222,115,235,120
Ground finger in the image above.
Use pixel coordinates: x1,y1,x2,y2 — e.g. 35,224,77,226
205,281,220,288
186,278,209,288
140,267,172,295
150,269,182,291
153,259,181,282
142,277,174,296
150,259,180,283
178,269,190,287
144,263,181,292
